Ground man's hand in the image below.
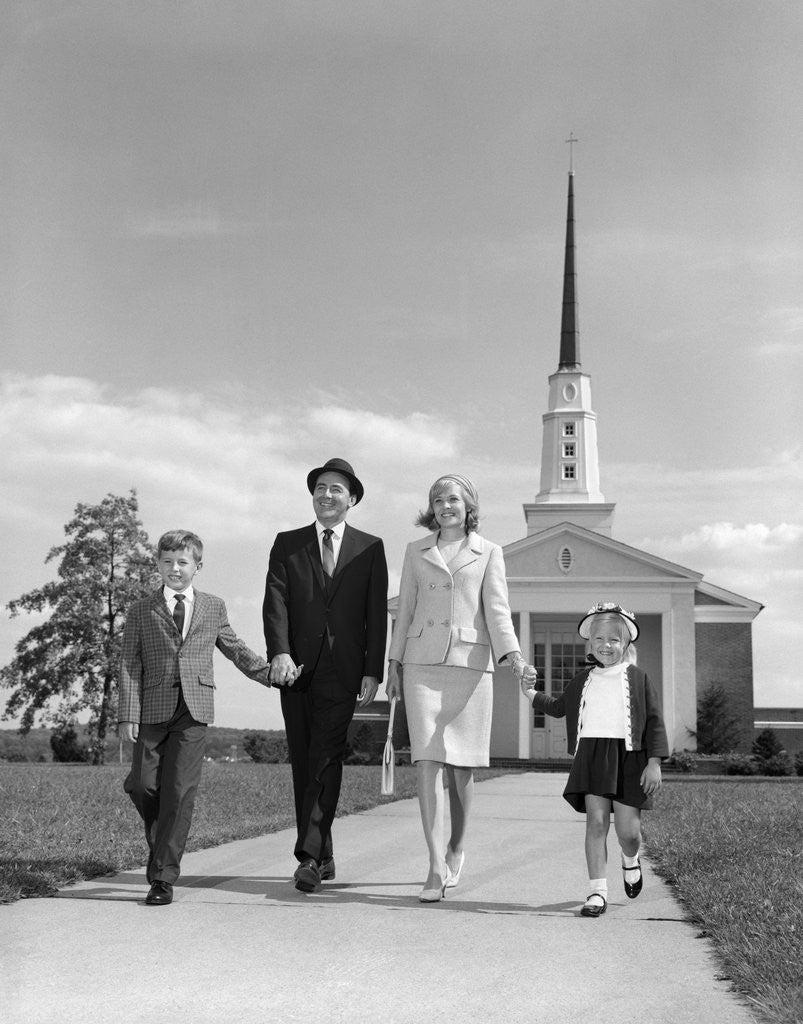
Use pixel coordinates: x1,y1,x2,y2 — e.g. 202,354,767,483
270,653,298,687
120,722,139,743
357,676,379,706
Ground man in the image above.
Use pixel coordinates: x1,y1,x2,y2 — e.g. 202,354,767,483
263,457,388,892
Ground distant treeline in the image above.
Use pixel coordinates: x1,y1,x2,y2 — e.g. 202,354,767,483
0,725,287,764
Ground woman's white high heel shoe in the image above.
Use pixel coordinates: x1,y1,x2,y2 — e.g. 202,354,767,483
418,875,448,903
445,851,465,888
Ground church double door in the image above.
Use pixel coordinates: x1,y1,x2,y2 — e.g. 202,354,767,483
528,624,586,759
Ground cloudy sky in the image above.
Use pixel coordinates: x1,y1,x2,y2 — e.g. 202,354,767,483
2,1,801,732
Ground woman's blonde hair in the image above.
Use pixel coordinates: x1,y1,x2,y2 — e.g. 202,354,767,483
416,474,480,534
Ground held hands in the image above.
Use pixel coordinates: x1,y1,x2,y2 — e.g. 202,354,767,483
269,653,304,687
508,654,538,702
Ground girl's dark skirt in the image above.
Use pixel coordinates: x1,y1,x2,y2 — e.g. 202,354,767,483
563,738,654,813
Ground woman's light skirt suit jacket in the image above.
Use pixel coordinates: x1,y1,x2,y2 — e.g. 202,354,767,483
389,531,520,766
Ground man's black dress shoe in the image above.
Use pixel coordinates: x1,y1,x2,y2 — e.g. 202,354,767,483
319,857,336,881
623,860,643,899
145,880,173,906
294,859,322,893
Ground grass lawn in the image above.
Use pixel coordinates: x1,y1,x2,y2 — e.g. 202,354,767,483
0,761,417,902
645,779,803,1024
2,765,801,1024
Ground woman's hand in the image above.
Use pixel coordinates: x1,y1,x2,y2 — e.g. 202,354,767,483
386,659,403,701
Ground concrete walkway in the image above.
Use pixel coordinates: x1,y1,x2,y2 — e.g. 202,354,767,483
3,773,757,1024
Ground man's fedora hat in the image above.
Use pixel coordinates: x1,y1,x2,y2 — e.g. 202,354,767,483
307,458,364,504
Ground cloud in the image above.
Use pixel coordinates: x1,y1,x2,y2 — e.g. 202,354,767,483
127,209,253,240
639,521,803,603
2,372,800,719
654,522,802,556
0,372,459,544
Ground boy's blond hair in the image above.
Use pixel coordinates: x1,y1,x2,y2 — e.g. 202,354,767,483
157,530,203,563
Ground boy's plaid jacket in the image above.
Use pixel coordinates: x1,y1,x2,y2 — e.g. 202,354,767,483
118,588,270,725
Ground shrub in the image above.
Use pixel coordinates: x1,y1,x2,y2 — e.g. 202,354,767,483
761,752,793,777
670,751,696,773
344,723,381,765
242,731,289,764
50,723,89,763
795,751,803,777
723,752,756,776
690,682,743,753
752,728,783,764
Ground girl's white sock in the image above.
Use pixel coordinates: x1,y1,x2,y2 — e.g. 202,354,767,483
586,877,607,906
622,850,641,883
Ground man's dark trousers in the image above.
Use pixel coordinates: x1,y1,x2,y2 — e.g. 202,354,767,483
280,643,357,864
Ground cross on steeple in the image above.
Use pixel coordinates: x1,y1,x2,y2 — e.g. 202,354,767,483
565,131,579,173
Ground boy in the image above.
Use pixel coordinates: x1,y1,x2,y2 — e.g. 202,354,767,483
119,530,287,905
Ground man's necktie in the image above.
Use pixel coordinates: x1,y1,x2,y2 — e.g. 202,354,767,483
173,593,185,636
322,529,335,577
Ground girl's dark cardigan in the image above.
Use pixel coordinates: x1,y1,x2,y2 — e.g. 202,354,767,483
530,664,670,758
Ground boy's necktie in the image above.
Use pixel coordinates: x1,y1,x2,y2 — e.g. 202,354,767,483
173,594,185,636
322,529,335,577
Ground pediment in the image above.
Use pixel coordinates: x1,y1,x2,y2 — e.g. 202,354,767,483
502,522,702,582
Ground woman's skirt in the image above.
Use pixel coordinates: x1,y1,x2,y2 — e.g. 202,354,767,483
563,738,654,813
403,663,492,767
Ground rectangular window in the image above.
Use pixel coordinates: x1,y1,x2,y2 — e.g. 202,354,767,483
562,464,576,480
562,442,576,458
563,422,576,437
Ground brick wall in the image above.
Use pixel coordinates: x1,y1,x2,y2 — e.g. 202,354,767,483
694,623,755,752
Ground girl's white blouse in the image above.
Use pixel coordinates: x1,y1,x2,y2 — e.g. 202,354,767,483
577,663,628,740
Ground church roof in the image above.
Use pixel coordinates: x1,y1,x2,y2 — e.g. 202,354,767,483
503,520,701,582
501,521,762,617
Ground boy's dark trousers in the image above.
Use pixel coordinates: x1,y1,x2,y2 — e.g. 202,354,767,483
124,688,207,885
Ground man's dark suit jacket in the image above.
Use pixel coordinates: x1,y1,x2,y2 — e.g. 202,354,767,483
263,523,388,690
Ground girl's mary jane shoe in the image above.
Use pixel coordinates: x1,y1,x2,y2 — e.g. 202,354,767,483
580,894,607,918
623,861,643,899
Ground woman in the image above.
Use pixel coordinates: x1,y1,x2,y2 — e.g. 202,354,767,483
386,474,536,902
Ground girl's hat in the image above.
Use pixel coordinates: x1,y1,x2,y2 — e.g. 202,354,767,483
578,602,639,642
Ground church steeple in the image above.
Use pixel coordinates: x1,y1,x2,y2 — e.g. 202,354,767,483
524,159,616,536
558,171,580,370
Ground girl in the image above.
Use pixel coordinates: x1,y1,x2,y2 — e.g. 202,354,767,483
520,602,668,917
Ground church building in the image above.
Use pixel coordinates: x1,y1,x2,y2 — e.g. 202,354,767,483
385,168,763,763
489,170,763,760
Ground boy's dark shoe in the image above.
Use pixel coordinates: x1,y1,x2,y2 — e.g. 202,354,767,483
294,859,322,892
319,856,336,881
145,880,174,906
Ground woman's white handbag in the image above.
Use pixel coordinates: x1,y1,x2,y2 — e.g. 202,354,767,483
380,696,398,796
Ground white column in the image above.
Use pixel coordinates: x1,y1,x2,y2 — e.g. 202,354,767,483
517,608,532,759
